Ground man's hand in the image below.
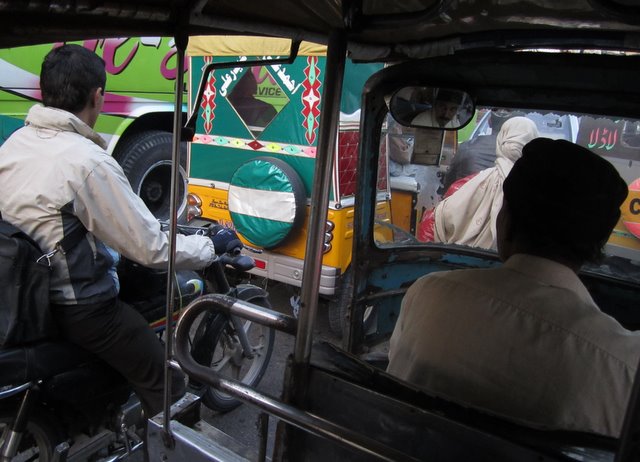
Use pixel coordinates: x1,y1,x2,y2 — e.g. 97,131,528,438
210,225,243,255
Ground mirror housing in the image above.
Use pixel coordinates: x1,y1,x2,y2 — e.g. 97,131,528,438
390,86,474,130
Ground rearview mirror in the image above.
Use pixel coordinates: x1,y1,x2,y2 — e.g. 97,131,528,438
389,86,474,130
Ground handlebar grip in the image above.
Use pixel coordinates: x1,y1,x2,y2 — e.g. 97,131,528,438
217,253,255,272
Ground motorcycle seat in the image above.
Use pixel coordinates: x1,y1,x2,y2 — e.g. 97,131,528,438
0,341,96,388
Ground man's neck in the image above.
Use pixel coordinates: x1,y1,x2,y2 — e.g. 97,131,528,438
503,242,582,274
73,107,96,128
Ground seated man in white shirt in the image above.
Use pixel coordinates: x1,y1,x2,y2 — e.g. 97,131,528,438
411,89,462,128
387,138,636,438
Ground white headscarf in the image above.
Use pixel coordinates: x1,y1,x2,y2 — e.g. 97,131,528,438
433,116,539,250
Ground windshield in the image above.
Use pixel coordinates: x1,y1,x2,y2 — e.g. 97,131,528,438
378,106,640,284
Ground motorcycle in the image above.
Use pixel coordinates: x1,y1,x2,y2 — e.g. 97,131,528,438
0,222,274,461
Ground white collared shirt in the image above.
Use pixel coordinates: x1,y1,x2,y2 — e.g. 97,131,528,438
387,254,640,437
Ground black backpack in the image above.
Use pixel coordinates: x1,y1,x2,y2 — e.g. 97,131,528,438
0,215,85,347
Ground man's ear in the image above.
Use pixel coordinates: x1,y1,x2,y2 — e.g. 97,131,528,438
90,87,103,108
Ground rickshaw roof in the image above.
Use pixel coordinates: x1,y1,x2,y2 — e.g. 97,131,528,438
1,1,638,59
187,36,327,57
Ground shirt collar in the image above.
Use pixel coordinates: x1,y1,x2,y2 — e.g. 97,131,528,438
504,254,595,305
25,104,108,150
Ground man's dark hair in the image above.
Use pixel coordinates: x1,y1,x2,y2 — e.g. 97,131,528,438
503,138,628,264
40,44,106,113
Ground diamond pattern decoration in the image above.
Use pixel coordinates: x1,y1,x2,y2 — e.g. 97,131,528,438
301,56,321,145
200,56,216,135
247,140,264,150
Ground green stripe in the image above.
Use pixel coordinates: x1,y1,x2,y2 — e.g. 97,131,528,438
232,212,293,248
231,160,294,193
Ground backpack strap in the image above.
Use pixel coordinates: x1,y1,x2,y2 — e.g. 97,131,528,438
38,224,88,266
36,225,88,267
0,211,87,264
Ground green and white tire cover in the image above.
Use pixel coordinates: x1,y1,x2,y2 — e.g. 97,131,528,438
228,157,306,249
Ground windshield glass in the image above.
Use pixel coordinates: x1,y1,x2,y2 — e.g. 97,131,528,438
377,106,640,284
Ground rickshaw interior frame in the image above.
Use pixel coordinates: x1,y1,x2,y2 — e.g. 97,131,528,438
2,1,640,461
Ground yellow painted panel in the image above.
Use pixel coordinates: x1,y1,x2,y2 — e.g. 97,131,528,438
390,189,415,233
190,183,395,273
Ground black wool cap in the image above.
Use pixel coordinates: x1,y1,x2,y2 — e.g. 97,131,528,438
503,138,628,258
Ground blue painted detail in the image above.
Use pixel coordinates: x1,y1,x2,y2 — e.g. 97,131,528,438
366,255,500,292
363,253,502,338
440,253,502,268
375,296,404,336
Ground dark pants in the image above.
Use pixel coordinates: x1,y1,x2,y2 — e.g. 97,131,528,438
52,298,185,417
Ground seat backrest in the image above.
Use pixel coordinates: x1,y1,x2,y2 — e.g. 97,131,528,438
279,342,616,462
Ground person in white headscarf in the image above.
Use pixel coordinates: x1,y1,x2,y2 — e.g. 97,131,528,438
432,116,539,250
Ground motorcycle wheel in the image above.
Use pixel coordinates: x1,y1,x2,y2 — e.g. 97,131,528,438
192,295,275,413
0,407,64,462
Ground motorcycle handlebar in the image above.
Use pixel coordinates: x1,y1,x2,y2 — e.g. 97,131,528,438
160,221,256,271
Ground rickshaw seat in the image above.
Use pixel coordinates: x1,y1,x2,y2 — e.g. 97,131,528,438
282,341,616,461
0,340,96,388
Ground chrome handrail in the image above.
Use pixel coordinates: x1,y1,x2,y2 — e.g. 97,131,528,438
174,294,421,462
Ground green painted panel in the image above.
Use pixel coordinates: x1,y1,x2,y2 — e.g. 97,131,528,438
190,143,317,193
188,53,380,202
341,61,382,115
191,55,326,146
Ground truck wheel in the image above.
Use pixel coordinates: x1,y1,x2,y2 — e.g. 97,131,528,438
117,130,187,221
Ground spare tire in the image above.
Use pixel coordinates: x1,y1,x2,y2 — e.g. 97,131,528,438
228,156,306,249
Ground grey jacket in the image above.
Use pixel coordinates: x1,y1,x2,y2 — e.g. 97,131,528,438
0,104,215,305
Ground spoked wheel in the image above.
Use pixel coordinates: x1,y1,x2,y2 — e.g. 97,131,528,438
0,407,64,462
191,296,275,413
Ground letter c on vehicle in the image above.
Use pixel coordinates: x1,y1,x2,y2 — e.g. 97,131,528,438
622,178,640,239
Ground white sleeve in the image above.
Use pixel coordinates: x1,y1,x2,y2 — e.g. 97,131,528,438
73,156,215,270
